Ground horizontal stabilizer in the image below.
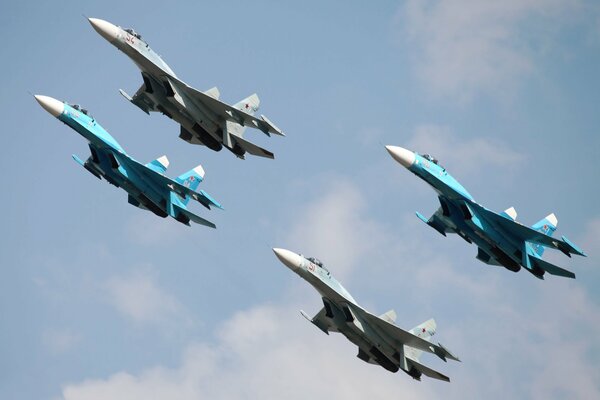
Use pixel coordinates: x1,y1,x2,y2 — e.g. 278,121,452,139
407,358,450,382
145,155,170,174
560,235,586,257
532,256,576,279
432,342,460,362
233,135,274,159
196,189,223,210
173,204,216,229
253,114,285,136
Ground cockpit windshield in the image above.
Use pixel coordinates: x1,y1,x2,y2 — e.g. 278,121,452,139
422,153,439,165
307,257,330,273
70,104,92,118
124,28,142,40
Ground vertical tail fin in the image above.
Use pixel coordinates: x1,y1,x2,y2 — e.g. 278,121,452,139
405,319,437,362
145,155,169,174
175,165,205,205
500,206,517,221
530,213,558,256
378,309,397,324
226,94,260,138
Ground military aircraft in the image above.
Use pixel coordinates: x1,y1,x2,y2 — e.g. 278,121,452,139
87,17,284,160
272,248,460,382
386,145,586,279
35,95,222,228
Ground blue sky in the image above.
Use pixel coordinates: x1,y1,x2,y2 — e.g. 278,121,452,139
1,1,599,399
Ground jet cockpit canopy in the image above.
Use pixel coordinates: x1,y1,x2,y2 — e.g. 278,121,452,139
70,104,92,118
307,257,330,274
422,153,439,165
124,28,142,40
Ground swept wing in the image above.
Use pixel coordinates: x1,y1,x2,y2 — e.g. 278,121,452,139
355,306,460,362
469,202,586,257
118,155,222,210
168,77,284,137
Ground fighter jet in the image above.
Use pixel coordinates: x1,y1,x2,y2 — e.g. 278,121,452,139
87,17,284,160
272,248,460,382
35,95,222,228
386,145,587,279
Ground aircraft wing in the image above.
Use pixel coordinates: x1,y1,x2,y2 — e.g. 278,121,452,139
356,306,460,362
169,77,284,137
120,156,223,210
469,202,586,257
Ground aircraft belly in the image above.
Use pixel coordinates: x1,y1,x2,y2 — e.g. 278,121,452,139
123,45,168,78
159,88,223,146
120,168,168,210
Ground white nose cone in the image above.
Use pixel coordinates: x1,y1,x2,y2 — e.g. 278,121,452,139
34,95,64,117
88,17,119,42
386,145,416,168
273,248,302,271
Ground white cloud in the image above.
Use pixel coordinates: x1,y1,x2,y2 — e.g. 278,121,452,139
105,270,190,327
284,179,390,279
398,0,580,101
406,124,525,177
59,181,600,399
60,304,435,400
59,281,600,400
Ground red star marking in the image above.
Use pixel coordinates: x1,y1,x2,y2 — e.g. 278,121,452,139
422,328,426,333
245,103,249,109
543,224,548,230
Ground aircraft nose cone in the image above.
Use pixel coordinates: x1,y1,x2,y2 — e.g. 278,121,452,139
34,95,64,117
88,17,119,42
273,248,302,271
386,145,416,168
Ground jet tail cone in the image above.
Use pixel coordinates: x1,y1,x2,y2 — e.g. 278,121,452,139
88,17,119,42
273,248,302,271
386,145,416,168
35,95,64,117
